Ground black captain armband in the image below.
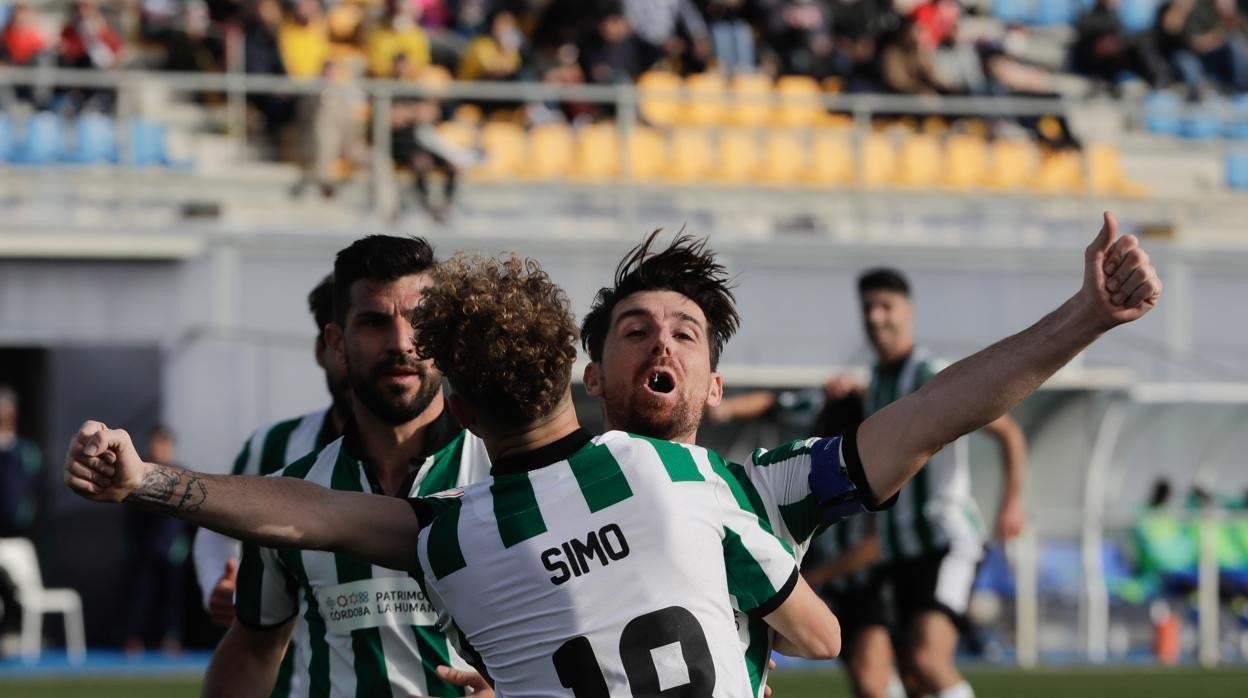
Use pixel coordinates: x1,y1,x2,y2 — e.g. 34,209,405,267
807,427,897,525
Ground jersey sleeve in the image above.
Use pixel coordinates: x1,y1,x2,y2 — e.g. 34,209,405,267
234,537,299,630
712,470,800,617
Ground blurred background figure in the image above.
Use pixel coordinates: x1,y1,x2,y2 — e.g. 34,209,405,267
122,426,192,656
0,386,41,657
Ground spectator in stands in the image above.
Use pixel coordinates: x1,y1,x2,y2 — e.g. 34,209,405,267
0,387,40,539
579,5,647,85
910,0,958,51
390,53,470,222
700,0,761,74
366,0,432,78
1073,0,1170,92
279,0,330,79
828,0,900,90
457,8,524,82
58,0,124,71
2,2,49,67
293,58,365,199
123,425,192,656
1158,0,1248,99
244,0,296,154
622,0,713,73
760,0,839,79
161,1,223,74
978,26,1081,149
878,16,952,95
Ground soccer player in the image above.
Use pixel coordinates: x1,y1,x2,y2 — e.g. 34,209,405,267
191,274,348,696
201,236,491,698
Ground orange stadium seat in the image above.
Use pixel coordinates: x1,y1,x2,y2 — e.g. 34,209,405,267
729,73,773,127
665,128,713,182
527,123,575,180
894,134,942,188
760,130,807,185
571,122,620,181
684,73,727,126
638,71,683,127
1033,149,1084,194
944,134,989,190
985,138,1037,191
716,129,761,183
474,122,525,179
436,121,477,151
453,104,483,125
624,127,666,181
860,133,897,188
1087,144,1150,197
775,76,823,127
807,130,854,186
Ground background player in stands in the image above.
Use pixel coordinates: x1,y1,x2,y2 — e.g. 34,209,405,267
201,236,489,697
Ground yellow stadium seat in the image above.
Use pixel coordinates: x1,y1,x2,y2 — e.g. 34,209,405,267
624,127,665,181
684,73,727,126
1033,149,1084,194
944,134,989,190
921,116,949,135
527,123,575,180
665,128,713,182
1087,144,1150,197
453,104,483,125
729,73,773,127
716,129,760,184
807,131,854,186
436,121,477,151
638,71,683,127
572,122,620,181
894,134,942,189
860,133,896,188
474,122,525,180
775,76,822,127
760,130,807,185
985,139,1037,191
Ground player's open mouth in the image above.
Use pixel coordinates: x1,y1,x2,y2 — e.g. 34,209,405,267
646,370,676,394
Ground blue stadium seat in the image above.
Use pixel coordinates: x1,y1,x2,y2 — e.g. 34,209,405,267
1224,151,1248,189
14,111,64,165
69,112,118,164
993,0,1032,24
1180,100,1223,140
1143,90,1182,134
0,113,11,162
1224,95,1248,139
128,118,170,166
1032,0,1079,27
1038,540,1083,601
1120,0,1159,34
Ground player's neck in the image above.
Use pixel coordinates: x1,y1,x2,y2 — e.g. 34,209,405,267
877,340,915,367
354,393,446,493
480,398,582,463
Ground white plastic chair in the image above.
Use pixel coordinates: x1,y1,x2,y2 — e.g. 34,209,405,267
0,538,86,664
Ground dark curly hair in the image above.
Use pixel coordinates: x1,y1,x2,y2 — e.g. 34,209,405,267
412,254,579,427
581,230,739,369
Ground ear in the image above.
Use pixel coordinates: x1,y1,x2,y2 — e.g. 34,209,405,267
324,323,346,366
447,392,476,430
583,362,604,398
705,371,724,409
313,335,328,370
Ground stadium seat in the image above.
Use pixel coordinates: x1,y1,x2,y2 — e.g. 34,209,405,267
683,73,726,126
453,104,483,125
526,122,575,180
1144,90,1182,135
729,73,773,127
1120,0,1160,34
1180,100,1223,140
1031,0,1078,26
571,122,619,181
775,76,822,127
665,128,714,182
14,111,63,165
1087,144,1149,196
944,134,989,190
69,112,117,165
0,112,11,162
985,138,1038,191
128,118,172,167
993,0,1033,24
435,121,478,150
1225,150,1248,190
0,538,86,664
759,130,807,185
807,130,854,186
860,133,896,188
716,128,760,183
1033,149,1084,193
474,122,526,179
638,71,682,127
894,134,942,189
624,126,665,181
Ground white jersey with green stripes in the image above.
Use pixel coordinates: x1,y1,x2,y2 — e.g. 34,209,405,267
235,428,492,698
865,348,985,562
415,430,800,698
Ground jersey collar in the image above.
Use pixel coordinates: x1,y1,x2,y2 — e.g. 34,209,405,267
490,428,595,476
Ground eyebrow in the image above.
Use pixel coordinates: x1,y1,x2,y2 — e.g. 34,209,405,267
613,308,706,331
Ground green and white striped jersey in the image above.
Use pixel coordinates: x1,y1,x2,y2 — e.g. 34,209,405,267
865,348,985,562
415,430,800,698
235,419,491,698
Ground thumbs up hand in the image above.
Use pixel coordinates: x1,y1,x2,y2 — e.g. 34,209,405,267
1081,211,1162,331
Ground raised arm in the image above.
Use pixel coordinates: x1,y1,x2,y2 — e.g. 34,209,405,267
983,414,1027,540
857,212,1161,504
63,422,421,573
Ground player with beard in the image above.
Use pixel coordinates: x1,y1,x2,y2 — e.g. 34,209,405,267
201,236,490,698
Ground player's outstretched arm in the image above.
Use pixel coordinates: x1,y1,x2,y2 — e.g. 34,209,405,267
201,618,294,698
856,212,1161,503
63,421,422,573
762,575,841,659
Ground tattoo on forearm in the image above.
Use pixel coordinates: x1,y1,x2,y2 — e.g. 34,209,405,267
124,464,208,513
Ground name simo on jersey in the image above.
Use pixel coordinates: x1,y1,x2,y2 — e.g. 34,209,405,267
540,524,631,585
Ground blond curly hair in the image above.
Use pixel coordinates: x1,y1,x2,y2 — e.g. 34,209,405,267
412,253,578,427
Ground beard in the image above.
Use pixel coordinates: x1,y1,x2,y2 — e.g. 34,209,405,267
347,353,442,426
601,383,702,442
